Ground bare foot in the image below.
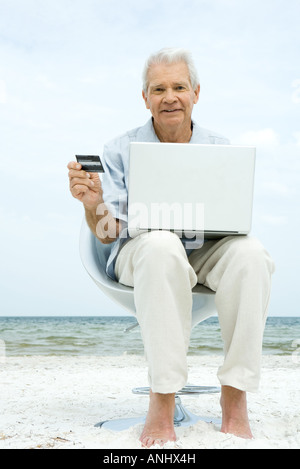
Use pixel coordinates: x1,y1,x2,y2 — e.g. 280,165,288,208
139,391,177,448
220,386,253,439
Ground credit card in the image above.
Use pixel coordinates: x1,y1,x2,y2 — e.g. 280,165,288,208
75,155,104,173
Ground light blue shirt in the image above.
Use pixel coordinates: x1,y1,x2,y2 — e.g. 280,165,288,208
100,118,230,280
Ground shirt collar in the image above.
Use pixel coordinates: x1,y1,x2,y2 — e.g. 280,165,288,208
136,118,160,143
137,117,201,144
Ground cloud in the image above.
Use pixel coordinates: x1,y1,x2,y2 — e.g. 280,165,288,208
260,181,291,197
36,74,57,90
293,131,300,146
292,79,300,104
0,79,7,103
259,214,288,226
234,128,280,146
0,207,78,242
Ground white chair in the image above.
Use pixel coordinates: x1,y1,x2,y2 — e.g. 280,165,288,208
79,218,221,431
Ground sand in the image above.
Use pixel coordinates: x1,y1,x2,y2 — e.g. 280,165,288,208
0,354,299,449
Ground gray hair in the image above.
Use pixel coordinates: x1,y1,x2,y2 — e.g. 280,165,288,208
142,47,200,95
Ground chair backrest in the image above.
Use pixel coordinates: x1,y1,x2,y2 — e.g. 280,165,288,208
79,218,216,326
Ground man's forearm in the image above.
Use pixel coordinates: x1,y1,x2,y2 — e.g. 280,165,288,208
84,202,120,244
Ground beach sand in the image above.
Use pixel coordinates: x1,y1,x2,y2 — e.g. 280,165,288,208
0,354,299,449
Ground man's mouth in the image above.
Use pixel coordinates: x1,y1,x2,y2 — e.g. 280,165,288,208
162,109,182,113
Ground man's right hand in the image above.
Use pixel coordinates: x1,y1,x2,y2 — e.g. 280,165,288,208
67,161,103,210
67,161,120,244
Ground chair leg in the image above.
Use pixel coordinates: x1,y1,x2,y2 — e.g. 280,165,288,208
173,396,221,426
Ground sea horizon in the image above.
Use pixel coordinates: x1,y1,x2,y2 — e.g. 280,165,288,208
1,315,300,358
1,314,299,317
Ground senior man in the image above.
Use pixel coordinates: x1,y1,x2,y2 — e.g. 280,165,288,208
68,48,275,447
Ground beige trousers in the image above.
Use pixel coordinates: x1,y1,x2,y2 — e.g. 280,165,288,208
115,231,275,393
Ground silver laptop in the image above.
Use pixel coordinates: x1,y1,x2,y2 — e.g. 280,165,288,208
128,142,256,241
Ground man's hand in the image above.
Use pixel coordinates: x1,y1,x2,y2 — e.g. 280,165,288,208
67,160,120,244
67,161,103,210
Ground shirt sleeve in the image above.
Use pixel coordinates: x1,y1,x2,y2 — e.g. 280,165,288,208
212,136,231,145
101,136,129,223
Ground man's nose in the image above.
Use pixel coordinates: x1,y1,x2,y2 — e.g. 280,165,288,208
163,88,177,103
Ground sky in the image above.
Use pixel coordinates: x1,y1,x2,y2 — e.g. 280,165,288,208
0,0,299,317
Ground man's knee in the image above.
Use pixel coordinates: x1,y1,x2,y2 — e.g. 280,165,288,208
229,236,275,275
138,230,185,256
134,230,188,273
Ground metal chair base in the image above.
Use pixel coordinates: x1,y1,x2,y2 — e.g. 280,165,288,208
132,385,220,396
96,386,221,431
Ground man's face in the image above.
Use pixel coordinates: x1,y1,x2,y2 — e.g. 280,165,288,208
142,61,200,133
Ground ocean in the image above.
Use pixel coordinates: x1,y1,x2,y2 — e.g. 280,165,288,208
1,316,300,357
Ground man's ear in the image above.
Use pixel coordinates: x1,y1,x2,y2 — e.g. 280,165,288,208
142,90,150,109
193,84,200,104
